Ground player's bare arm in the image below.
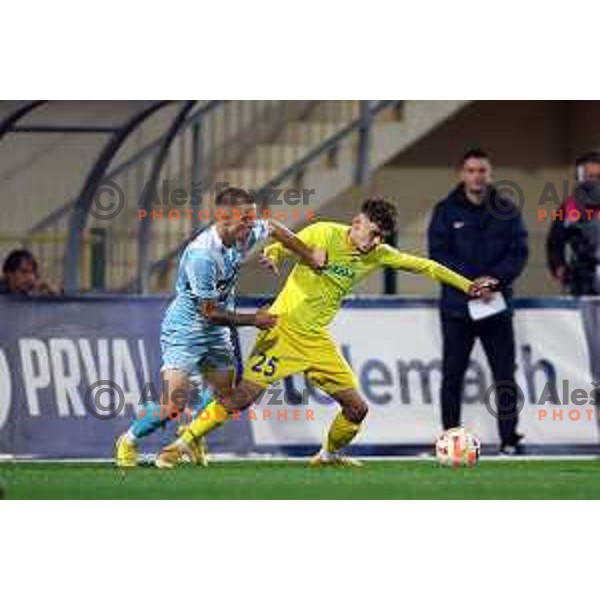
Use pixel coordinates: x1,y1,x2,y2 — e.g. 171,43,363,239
200,299,277,330
268,219,327,270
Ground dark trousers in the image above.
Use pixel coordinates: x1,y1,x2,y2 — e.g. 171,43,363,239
441,311,519,445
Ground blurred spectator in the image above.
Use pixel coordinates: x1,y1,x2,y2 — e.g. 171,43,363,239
547,152,600,295
0,249,57,295
428,149,529,454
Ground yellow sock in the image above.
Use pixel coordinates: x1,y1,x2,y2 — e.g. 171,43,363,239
182,400,229,445
325,412,361,453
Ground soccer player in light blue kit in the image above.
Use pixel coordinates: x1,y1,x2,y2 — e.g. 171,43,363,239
115,187,324,467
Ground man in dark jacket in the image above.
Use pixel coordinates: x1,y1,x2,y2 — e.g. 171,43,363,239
428,149,529,453
546,152,600,295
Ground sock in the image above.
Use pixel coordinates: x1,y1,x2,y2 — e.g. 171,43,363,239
188,385,214,420
325,412,361,454
181,399,229,445
128,401,167,441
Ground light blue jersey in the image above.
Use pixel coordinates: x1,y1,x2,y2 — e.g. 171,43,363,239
124,219,269,443
160,220,269,377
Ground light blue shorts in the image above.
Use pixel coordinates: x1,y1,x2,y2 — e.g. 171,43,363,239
160,339,235,381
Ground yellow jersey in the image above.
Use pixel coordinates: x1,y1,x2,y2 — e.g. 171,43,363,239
263,221,473,335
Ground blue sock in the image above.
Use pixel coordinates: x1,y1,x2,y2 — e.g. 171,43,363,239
128,401,167,441
127,387,214,441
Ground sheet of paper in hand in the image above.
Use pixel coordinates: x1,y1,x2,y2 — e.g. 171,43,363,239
467,291,507,321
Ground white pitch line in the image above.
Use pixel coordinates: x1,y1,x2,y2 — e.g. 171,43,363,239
1,454,598,464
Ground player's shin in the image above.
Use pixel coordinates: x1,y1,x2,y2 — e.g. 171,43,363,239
126,369,192,444
127,400,168,442
311,391,367,466
181,398,229,445
308,411,364,467
325,411,362,454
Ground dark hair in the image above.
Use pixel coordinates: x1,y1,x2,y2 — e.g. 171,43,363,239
576,152,600,167
215,187,254,206
461,148,490,166
361,197,398,235
3,249,38,275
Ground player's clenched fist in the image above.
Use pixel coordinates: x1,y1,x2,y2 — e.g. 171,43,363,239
254,309,278,330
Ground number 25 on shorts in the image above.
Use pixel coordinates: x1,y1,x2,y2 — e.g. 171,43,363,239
251,352,279,377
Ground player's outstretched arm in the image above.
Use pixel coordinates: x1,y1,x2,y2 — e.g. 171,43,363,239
200,300,276,330
379,247,497,297
267,220,327,271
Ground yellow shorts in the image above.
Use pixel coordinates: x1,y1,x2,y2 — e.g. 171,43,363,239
243,321,358,396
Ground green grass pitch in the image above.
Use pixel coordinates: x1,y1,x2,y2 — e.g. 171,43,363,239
2,459,600,499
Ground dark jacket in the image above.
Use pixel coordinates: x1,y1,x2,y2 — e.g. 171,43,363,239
427,184,529,317
546,195,600,295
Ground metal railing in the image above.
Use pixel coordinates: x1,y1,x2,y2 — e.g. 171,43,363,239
135,101,402,293
23,100,219,291
259,100,397,194
4,101,401,293
22,101,322,292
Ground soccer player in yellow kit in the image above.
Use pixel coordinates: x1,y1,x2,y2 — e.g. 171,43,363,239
156,198,495,467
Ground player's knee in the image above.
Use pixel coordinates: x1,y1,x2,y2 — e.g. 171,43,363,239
224,383,259,412
347,398,368,423
356,399,369,422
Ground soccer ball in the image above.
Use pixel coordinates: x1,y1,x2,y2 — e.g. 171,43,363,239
435,427,480,467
